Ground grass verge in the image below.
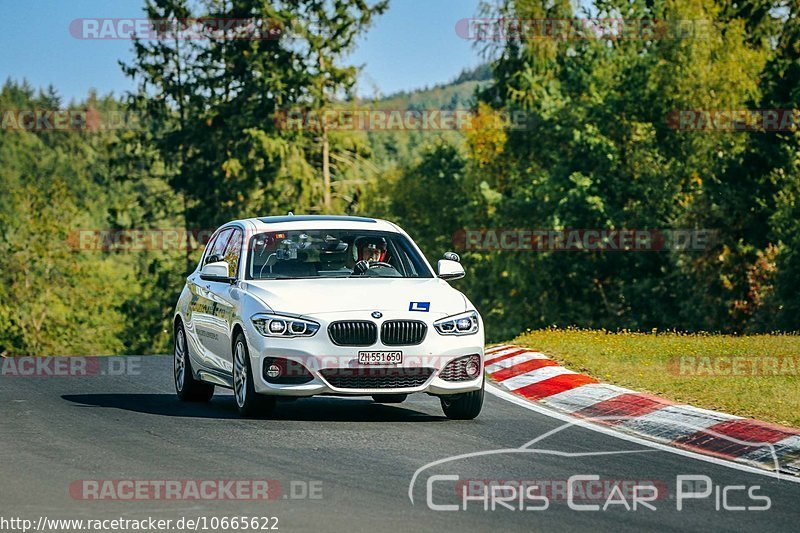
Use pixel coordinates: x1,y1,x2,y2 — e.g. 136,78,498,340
511,328,800,429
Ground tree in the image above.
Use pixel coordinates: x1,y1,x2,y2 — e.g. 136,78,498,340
452,0,779,335
0,82,133,355
122,0,387,241
300,0,388,211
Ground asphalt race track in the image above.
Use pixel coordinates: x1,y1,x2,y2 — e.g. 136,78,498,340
1,356,798,532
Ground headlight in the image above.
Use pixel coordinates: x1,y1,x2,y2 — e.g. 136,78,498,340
434,311,480,336
251,313,320,338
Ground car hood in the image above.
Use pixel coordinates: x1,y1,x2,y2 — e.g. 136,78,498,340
241,278,467,317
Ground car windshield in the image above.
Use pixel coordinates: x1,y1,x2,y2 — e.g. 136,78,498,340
246,229,433,280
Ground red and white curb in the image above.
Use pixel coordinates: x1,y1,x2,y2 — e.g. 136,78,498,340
485,345,800,477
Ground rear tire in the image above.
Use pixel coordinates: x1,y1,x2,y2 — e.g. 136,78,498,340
440,383,483,420
233,332,276,418
174,322,214,402
372,394,407,404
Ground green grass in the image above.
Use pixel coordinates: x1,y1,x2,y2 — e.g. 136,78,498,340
510,328,800,429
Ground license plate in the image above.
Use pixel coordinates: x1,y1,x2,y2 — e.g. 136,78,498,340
358,351,403,365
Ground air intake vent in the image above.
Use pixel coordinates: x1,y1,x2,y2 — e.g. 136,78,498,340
319,367,434,389
380,320,427,346
328,321,378,346
439,354,481,382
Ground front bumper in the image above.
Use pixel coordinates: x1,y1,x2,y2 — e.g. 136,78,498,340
245,314,484,397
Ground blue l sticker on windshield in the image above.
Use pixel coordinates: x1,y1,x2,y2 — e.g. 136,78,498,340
409,302,430,312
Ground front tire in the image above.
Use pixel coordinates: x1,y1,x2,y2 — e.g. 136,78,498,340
440,383,483,420
174,322,214,402
233,332,276,418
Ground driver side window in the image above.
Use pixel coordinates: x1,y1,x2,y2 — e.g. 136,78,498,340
222,228,243,278
204,228,233,266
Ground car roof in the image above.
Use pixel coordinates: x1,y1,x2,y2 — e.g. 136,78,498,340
235,214,402,234
258,215,377,224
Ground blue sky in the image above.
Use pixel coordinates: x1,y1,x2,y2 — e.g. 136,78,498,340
0,0,484,103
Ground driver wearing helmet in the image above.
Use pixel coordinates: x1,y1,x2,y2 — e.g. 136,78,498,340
358,237,387,263
352,236,399,277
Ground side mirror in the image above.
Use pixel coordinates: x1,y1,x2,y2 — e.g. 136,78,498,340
437,259,465,281
200,261,233,283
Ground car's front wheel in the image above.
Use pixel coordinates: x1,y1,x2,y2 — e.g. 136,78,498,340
174,322,214,402
233,332,276,418
440,383,483,420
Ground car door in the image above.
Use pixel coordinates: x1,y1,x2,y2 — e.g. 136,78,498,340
211,226,244,374
188,227,233,371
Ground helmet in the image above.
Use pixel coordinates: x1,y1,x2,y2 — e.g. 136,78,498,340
355,236,387,262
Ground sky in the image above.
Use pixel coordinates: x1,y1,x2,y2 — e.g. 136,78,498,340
0,0,485,103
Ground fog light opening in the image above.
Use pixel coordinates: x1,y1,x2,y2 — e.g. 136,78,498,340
266,363,283,379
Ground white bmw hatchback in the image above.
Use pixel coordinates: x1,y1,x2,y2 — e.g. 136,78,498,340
173,215,484,419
